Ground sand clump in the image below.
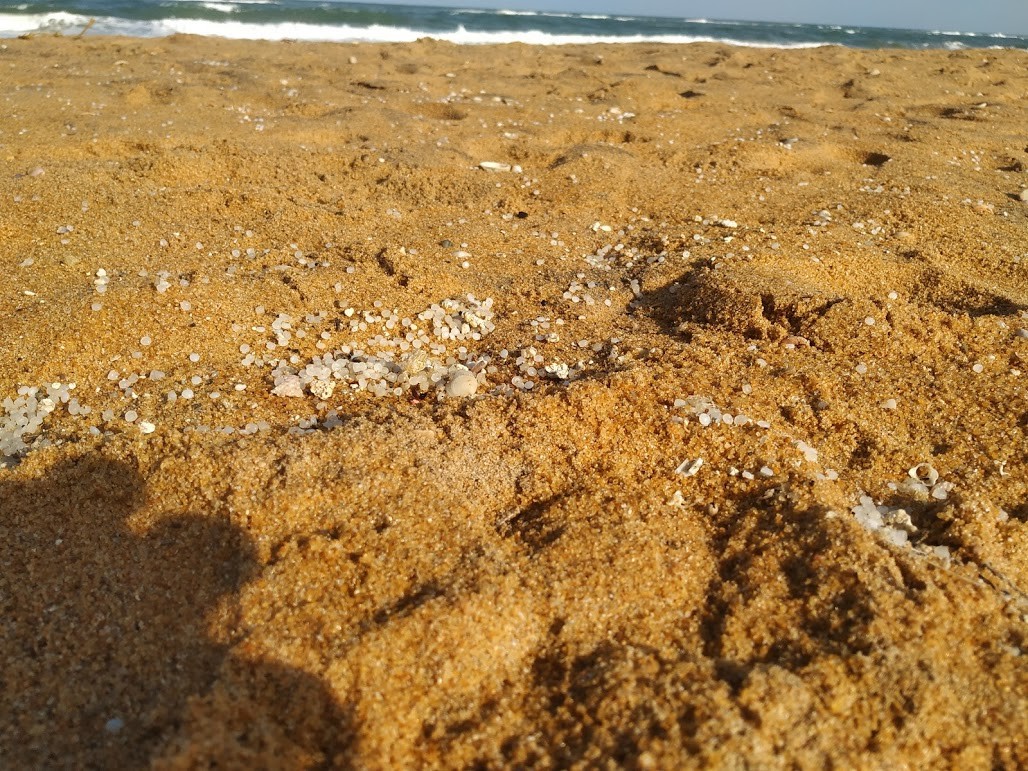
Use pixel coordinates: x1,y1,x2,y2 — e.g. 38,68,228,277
1,36,1027,768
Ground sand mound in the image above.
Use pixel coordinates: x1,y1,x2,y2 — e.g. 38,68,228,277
671,262,848,340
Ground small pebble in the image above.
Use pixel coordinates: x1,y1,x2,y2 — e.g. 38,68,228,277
1019,189,1028,202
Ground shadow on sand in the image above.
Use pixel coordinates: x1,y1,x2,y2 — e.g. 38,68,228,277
0,454,352,768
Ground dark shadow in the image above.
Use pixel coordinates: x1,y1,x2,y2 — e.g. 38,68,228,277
643,64,682,77
1002,500,1028,524
0,455,353,768
697,494,876,690
512,638,697,767
630,261,711,339
909,264,1026,318
862,151,891,167
495,494,568,554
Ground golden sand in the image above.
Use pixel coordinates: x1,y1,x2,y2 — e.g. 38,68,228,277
1,36,1027,767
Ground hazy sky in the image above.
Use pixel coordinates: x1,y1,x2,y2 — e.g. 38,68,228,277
390,1,1028,35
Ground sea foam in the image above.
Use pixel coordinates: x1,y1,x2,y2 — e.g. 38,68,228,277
0,4,1024,49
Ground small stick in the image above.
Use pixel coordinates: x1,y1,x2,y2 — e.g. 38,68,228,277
982,562,1028,603
74,18,95,39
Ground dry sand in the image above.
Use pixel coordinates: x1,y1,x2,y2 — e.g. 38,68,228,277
1,35,1027,768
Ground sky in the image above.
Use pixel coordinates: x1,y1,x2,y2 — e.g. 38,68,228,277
388,0,1028,36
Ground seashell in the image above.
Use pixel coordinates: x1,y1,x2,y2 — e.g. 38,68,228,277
445,369,478,398
908,462,939,487
401,349,430,375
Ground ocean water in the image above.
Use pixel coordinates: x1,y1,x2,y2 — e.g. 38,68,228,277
1,1,1026,49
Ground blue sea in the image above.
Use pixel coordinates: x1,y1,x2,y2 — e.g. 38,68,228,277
1,1,1026,49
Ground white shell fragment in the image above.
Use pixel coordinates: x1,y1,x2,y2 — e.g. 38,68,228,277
794,440,819,463
883,508,917,533
675,458,703,476
309,379,335,400
445,370,479,398
479,161,512,172
271,374,305,398
543,362,571,380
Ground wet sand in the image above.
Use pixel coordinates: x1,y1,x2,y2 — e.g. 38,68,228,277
1,35,1027,768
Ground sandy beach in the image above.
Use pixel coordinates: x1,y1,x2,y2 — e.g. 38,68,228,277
1,35,1027,767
